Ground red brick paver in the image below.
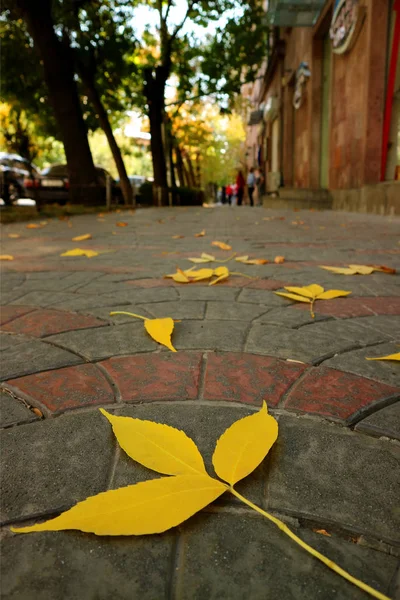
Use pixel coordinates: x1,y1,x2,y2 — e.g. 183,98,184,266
101,352,203,402
1,308,107,337
284,366,400,422
295,296,400,318
0,305,35,326
6,364,115,413
203,353,306,405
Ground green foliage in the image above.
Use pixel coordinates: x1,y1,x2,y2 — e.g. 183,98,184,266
89,130,152,178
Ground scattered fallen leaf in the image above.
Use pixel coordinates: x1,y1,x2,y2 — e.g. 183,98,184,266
211,241,232,250
97,218,105,222
320,264,397,276
210,266,229,285
194,230,206,237
374,265,396,274
26,223,40,229
116,222,128,227
31,407,43,418
366,352,400,362
274,256,285,264
40,221,48,226
0,255,14,261
172,235,184,239
188,253,216,263
275,284,351,317
72,234,92,242
236,256,269,265
109,311,176,351
8,233,21,238
61,248,99,258
313,529,331,537
98,213,104,217
11,403,388,600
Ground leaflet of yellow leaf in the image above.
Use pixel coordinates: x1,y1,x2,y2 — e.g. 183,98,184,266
236,256,269,265
317,289,352,300
0,255,14,261
61,248,99,258
100,409,206,475
11,474,226,536
189,268,215,281
144,317,176,351
285,284,324,298
8,233,21,238
275,292,311,303
210,266,230,285
212,241,232,250
194,230,206,237
172,235,184,239
212,402,278,486
72,234,92,242
188,253,216,263
366,352,400,361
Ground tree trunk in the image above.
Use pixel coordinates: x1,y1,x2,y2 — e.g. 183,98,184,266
175,145,186,188
185,151,196,188
78,63,133,206
15,0,99,205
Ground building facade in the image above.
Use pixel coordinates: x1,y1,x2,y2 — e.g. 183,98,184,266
244,0,400,214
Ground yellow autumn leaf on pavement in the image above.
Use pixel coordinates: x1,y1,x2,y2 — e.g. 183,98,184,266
194,229,206,237
110,311,177,351
100,410,206,476
212,402,278,486
210,266,229,285
212,241,232,250
11,474,226,536
72,234,92,242
275,285,351,317
172,235,184,239
7,233,21,238
366,352,400,362
61,248,99,258
0,255,14,261
274,256,285,264
26,223,41,229
321,264,396,275
188,252,216,263
236,256,269,265
116,221,128,227
190,268,215,281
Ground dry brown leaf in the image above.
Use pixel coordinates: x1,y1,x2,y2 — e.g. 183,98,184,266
313,529,331,537
31,407,44,418
72,234,92,242
116,222,128,227
212,241,232,250
274,256,285,264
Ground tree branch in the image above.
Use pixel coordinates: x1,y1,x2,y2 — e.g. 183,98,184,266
171,0,196,41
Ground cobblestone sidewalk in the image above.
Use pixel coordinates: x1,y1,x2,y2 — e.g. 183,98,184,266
1,206,399,599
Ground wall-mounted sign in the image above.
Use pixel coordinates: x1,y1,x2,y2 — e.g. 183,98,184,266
293,62,311,110
330,0,366,54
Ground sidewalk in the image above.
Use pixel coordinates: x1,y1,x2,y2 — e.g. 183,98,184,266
1,206,399,599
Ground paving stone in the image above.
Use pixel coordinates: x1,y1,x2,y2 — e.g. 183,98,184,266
178,512,398,600
111,404,264,506
1,308,107,337
47,322,156,361
0,332,31,352
0,305,35,326
173,320,248,352
6,364,115,413
10,291,75,308
324,342,400,387
206,302,271,321
203,353,305,405
0,337,82,380
237,288,289,306
1,411,114,523
256,306,330,327
355,402,400,440
345,314,400,340
101,352,202,402
247,278,292,290
266,416,400,544
0,289,31,304
0,531,174,600
303,296,400,318
284,366,400,422
177,286,239,301
143,300,206,320
0,391,38,428
79,304,155,323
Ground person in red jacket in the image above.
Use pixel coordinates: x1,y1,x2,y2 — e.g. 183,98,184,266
236,170,245,206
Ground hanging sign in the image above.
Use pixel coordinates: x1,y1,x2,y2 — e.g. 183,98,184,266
330,0,366,54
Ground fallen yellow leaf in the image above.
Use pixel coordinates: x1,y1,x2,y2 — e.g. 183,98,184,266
26,223,40,229
40,221,48,226
116,221,128,227
275,285,351,317
188,253,215,263
109,311,177,351
210,266,230,285
0,255,14,261
313,529,332,537
172,235,184,239
274,256,285,264
366,352,400,361
72,234,92,242
212,241,232,250
236,256,269,265
7,233,21,238
194,230,206,237
61,248,99,258
321,264,396,276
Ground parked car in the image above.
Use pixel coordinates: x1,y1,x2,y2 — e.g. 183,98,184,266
0,152,40,205
23,164,121,204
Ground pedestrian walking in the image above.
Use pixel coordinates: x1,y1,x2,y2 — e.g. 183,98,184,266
226,183,233,205
247,167,256,206
236,170,245,206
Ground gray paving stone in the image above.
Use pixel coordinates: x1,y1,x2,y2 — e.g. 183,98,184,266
206,301,271,321
49,293,132,312
10,291,77,308
1,290,31,304
266,416,400,544
300,318,393,345
0,529,174,600
47,322,156,360
0,391,38,428
173,320,248,351
177,286,239,301
237,288,289,306
355,402,400,440
1,411,114,523
112,404,264,505
256,306,330,327
178,512,398,600
323,342,400,387
143,300,206,320
350,315,400,340
0,332,31,352
80,304,156,323
0,338,82,380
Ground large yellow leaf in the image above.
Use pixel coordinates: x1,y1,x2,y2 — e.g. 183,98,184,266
275,292,311,303
144,317,176,351
212,241,232,250
317,290,352,300
300,284,325,298
100,409,206,476
72,234,92,241
11,475,227,536
190,268,214,281
366,352,400,361
61,248,99,258
212,402,278,486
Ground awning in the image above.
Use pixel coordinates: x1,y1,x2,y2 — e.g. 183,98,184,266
268,0,326,27
248,110,264,126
